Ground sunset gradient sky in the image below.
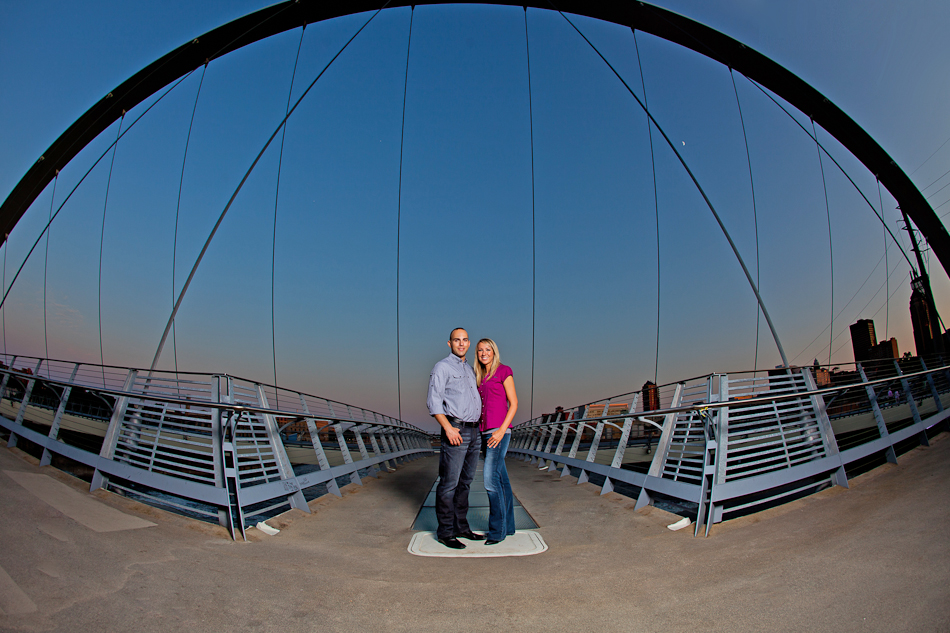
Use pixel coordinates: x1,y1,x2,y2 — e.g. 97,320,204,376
2,1,949,431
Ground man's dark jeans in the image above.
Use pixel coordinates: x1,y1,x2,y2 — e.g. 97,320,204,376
436,424,480,540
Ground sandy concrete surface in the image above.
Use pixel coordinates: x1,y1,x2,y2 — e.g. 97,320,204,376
0,434,947,632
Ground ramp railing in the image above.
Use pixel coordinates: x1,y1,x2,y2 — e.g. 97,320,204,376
509,358,950,536
0,354,433,540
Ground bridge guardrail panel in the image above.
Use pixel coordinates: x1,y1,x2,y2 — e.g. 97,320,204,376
0,356,433,540
510,361,950,535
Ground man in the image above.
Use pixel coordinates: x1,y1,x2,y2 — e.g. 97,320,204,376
426,327,486,549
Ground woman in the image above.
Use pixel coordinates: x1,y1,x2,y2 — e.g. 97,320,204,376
475,338,518,545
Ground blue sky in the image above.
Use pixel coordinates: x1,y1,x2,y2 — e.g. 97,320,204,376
1,0,949,431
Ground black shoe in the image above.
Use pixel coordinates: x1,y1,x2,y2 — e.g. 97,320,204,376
437,537,466,549
485,539,502,545
456,531,486,541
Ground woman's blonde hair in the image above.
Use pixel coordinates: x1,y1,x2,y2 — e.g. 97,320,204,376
474,338,501,385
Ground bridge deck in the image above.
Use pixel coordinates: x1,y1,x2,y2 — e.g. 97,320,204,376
0,435,948,631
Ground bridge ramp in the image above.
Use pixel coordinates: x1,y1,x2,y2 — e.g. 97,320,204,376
0,440,948,631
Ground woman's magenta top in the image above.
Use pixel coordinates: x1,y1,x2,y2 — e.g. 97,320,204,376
478,364,513,432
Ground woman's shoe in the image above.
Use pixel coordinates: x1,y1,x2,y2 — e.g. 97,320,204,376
485,538,503,545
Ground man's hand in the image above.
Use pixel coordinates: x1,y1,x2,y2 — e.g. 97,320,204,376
445,426,463,446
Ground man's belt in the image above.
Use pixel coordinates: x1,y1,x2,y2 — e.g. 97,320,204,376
445,415,479,428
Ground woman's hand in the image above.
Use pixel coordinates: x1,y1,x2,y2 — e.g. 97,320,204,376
487,428,506,448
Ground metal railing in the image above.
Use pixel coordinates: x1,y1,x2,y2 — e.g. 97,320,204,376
0,354,434,540
508,356,950,536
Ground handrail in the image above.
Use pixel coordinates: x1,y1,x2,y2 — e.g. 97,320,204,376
0,358,435,541
0,353,422,433
509,360,950,537
0,368,426,433
514,361,950,430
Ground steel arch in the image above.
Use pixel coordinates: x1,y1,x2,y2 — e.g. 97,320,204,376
2,0,947,274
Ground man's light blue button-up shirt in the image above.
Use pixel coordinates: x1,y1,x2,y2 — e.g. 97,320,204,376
427,353,481,423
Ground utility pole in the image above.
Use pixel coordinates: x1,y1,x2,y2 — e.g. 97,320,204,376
900,207,945,355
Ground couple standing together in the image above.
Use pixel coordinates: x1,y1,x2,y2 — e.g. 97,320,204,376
426,328,518,549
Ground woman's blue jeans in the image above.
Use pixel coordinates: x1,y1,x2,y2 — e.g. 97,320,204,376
483,430,516,541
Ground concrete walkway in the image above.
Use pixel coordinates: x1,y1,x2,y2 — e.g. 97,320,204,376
0,434,948,632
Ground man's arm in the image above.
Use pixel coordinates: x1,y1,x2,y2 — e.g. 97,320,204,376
427,364,462,446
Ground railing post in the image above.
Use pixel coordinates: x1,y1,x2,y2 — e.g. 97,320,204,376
308,420,342,497
220,407,248,541
517,426,529,450
381,431,399,470
333,423,362,486
8,359,43,449
705,375,731,530
90,369,136,492
299,394,342,496
801,366,848,487
368,430,393,474
395,431,410,458
579,409,608,486
894,360,928,447
383,430,401,465
603,395,639,495
40,363,81,467
256,384,309,513
636,383,684,511
210,377,228,528
694,385,721,538
523,426,536,463
537,413,561,470
857,364,896,466
528,426,546,464
918,358,944,413
547,420,571,474
517,427,531,461
352,425,378,476
563,418,586,479
0,355,17,403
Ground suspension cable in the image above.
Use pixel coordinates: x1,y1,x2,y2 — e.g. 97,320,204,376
98,113,126,387
811,119,834,365
790,248,888,364
43,171,59,373
2,234,6,354
395,7,414,422
0,70,197,315
632,31,661,385
270,24,307,411
730,69,761,371
743,75,916,274
172,63,208,379
149,5,389,371
877,178,889,339
829,266,911,359
524,7,537,420
552,6,789,366
0,0,309,354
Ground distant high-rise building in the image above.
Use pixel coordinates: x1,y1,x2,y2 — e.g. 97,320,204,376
641,381,660,411
873,337,899,361
850,319,877,363
910,275,943,357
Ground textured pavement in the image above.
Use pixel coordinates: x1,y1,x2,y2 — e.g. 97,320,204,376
0,432,948,632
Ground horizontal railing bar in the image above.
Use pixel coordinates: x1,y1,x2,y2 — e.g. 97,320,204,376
512,363,950,431
0,367,428,435
0,354,418,434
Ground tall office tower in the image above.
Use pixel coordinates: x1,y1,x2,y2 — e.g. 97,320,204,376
641,381,660,411
910,275,942,357
850,319,877,363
